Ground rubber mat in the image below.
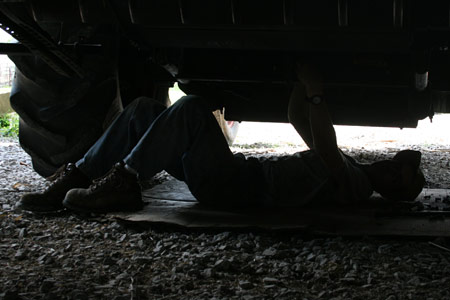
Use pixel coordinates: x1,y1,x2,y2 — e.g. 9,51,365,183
111,179,450,236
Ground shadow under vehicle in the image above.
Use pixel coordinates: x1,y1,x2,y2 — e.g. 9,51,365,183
0,0,449,176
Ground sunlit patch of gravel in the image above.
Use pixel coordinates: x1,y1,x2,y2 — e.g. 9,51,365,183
1,135,450,300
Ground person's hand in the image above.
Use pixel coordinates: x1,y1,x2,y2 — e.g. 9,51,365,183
296,62,324,97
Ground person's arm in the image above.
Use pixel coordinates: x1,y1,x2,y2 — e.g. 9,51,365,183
288,83,314,149
296,64,344,172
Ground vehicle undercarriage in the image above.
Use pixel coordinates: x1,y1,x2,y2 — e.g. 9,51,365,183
0,0,449,175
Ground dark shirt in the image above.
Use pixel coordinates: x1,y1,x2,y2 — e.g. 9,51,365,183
259,150,373,207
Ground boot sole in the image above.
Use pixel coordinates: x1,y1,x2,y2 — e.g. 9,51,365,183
62,199,144,214
18,201,65,213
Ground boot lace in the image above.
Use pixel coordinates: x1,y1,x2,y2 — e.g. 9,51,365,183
90,166,121,192
45,164,75,188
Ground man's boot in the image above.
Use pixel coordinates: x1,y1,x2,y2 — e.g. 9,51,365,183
62,162,143,213
19,163,91,212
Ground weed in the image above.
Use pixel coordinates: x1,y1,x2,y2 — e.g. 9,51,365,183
0,112,19,137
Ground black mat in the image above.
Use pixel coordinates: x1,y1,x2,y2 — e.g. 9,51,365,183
111,179,450,236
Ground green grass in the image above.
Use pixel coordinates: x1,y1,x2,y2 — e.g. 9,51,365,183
0,112,19,137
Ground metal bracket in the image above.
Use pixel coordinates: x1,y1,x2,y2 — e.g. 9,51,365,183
0,42,102,56
393,0,404,28
0,3,85,78
338,0,348,27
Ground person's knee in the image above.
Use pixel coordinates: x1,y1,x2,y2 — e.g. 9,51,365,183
124,97,166,117
129,96,164,110
174,95,209,112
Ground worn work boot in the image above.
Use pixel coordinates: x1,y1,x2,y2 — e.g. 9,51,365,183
18,163,91,212
62,162,143,213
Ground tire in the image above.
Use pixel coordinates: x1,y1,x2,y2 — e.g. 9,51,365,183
6,15,177,177
5,22,122,177
10,60,171,177
10,62,121,177
213,109,240,146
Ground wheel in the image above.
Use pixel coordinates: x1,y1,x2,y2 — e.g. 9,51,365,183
10,56,171,177
10,61,121,177
4,21,122,177
213,109,240,146
7,18,176,177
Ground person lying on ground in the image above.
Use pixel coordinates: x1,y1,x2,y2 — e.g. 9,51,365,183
18,63,425,213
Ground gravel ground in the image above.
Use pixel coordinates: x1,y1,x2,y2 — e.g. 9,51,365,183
1,121,450,300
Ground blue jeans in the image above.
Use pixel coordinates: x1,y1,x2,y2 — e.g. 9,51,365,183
76,95,266,207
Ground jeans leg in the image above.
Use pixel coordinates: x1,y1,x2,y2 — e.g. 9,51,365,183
124,95,235,186
76,97,166,179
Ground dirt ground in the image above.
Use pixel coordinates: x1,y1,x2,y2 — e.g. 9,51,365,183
1,117,450,299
